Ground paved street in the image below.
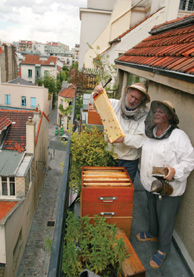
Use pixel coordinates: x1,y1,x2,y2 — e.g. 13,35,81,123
16,103,66,276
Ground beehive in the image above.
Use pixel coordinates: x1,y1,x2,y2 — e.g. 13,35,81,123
94,90,125,143
81,166,134,239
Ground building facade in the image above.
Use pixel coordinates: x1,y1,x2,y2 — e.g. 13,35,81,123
0,109,49,277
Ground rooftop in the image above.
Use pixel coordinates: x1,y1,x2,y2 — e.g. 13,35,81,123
8,78,34,86
58,85,76,98
0,109,34,152
116,13,194,81
0,201,18,221
0,150,25,176
21,54,57,66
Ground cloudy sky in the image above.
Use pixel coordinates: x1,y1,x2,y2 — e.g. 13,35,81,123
0,0,87,48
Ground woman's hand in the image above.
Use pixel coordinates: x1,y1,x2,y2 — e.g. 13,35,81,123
93,85,104,98
164,166,176,181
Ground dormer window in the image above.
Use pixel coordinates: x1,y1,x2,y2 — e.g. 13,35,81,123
0,117,12,147
1,176,15,196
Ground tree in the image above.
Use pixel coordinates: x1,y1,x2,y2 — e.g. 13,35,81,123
87,43,118,93
37,74,58,107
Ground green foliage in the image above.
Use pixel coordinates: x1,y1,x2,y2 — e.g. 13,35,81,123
37,74,58,106
69,126,117,194
58,94,83,121
87,43,119,92
75,94,83,120
62,212,129,276
45,238,52,254
58,99,72,116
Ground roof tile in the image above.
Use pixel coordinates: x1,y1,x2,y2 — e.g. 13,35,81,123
21,54,57,66
116,14,194,76
59,85,76,98
0,201,18,221
0,110,34,151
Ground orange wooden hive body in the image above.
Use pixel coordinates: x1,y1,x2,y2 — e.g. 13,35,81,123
81,166,134,239
88,103,103,125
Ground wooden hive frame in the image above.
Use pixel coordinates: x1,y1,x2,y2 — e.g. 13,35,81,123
94,90,125,143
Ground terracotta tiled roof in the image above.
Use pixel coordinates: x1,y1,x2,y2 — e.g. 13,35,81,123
59,85,76,98
0,110,34,151
0,47,3,54
47,42,58,46
0,201,18,221
21,55,57,66
0,116,12,132
116,14,194,80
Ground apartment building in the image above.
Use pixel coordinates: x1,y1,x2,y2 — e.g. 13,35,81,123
0,109,49,277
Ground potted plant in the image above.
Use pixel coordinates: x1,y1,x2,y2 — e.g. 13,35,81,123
62,211,129,276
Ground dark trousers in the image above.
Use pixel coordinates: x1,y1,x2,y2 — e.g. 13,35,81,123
146,191,182,253
117,158,139,183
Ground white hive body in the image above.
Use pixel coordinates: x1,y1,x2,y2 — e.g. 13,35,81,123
94,90,125,143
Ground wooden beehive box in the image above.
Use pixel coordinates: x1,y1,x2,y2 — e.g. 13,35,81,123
94,90,125,143
88,103,103,125
81,166,134,239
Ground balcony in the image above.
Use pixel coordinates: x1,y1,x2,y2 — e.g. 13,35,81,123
47,89,192,277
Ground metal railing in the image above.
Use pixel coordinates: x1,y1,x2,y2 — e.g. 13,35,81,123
48,88,77,277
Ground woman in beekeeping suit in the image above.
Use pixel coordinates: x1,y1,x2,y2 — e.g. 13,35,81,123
136,100,194,269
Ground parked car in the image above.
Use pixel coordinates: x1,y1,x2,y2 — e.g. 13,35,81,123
61,134,69,141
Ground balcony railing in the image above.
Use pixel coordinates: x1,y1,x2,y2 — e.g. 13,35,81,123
48,88,77,277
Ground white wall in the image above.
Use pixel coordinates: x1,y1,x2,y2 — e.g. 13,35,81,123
21,64,57,84
0,225,6,263
87,0,116,10
79,8,113,69
21,65,35,83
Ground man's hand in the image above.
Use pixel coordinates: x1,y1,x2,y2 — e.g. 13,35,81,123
93,85,104,98
108,137,124,143
164,166,176,181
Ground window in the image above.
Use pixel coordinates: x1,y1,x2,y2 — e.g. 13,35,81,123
21,96,26,106
44,70,49,77
2,177,8,195
28,69,32,78
179,0,194,10
1,177,15,196
60,99,63,105
30,97,36,108
5,94,11,105
10,177,15,195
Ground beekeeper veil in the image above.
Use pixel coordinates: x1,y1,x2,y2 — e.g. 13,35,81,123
145,100,179,139
119,83,150,121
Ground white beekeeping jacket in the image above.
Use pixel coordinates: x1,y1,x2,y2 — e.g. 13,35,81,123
140,128,194,196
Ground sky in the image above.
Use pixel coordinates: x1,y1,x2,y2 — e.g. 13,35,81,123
0,0,87,49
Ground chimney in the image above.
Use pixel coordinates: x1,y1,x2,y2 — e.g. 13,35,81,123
26,116,36,154
33,110,41,122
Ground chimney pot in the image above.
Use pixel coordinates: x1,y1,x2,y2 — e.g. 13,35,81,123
28,116,32,122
